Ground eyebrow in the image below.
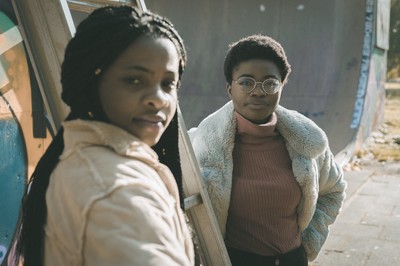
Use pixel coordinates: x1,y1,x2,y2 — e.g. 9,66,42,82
123,65,152,73
122,65,177,76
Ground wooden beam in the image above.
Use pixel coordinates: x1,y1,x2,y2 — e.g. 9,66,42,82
12,0,74,133
178,108,231,265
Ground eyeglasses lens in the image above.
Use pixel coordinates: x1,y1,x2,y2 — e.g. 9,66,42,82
262,79,280,94
236,77,255,93
236,77,280,94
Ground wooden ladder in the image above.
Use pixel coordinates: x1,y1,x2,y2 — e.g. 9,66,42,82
178,108,231,265
11,0,231,265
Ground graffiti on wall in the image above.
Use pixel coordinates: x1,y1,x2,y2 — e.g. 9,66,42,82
358,52,387,141
0,11,51,263
0,12,27,263
351,0,374,128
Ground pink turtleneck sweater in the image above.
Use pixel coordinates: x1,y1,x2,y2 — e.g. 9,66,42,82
225,112,302,256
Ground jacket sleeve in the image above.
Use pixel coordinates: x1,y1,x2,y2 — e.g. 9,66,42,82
301,148,347,261
83,184,193,266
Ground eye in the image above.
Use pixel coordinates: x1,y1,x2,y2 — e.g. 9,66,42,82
237,77,255,86
263,79,281,88
162,80,179,91
123,77,141,85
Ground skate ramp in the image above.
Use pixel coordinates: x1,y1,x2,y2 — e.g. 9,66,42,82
145,0,387,158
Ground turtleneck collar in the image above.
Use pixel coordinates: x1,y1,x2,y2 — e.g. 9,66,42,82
235,111,278,144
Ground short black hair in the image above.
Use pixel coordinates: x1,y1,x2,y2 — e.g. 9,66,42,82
224,34,291,85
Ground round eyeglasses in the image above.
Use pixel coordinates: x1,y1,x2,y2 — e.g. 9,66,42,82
233,77,282,95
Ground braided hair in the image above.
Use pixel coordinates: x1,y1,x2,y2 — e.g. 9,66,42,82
11,6,187,266
224,34,291,85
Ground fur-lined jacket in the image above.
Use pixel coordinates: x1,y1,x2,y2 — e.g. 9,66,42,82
188,101,346,261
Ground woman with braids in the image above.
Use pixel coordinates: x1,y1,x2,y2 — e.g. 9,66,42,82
9,5,194,266
189,34,346,266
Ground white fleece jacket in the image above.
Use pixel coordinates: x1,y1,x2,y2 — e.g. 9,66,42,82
188,101,346,261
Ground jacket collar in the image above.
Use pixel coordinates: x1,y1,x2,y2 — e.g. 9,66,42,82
203,101,328,159
275,105,328,158
61,119,158,163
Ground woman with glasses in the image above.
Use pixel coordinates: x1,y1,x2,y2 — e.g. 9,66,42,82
188,34,346,266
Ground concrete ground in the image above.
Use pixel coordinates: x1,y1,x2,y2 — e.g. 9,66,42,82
311,162,400,266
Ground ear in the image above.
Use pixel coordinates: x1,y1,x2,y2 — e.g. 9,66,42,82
226,83,232,98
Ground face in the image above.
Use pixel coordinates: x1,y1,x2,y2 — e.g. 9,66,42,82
228,59,282,124
98,37,180,146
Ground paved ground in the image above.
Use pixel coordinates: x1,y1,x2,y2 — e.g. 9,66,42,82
311,162,400,266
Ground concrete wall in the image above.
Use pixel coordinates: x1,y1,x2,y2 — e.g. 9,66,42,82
144,0,388,158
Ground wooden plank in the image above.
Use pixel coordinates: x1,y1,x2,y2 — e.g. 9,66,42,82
178,108,231,265
11,0,74,133
67,0,135,12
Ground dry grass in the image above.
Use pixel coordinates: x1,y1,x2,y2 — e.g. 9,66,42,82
344,90,400,171
360,92,400,162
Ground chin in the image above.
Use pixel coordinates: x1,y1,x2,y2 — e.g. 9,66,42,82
147,136,162,147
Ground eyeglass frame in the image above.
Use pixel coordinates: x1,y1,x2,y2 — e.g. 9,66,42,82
232,77,283,95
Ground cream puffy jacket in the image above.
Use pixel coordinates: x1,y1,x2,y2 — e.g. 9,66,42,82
45,120,194,266
189,101,346,261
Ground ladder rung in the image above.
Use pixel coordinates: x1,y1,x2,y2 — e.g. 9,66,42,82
184,193,203,210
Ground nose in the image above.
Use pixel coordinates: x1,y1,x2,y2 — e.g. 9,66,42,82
145,85,169,109
250,82,265,96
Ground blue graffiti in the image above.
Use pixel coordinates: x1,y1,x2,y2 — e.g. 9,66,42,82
0,117,27,264
351,0,374,128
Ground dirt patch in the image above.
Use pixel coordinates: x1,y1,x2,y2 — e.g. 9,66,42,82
345,88,400,171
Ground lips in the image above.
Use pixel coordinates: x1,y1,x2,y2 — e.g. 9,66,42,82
132,114,167,130
136,113,166,123
246,101,268,107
